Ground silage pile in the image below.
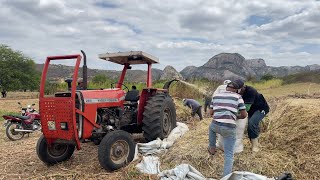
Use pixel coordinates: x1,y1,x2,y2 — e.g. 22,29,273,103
160,97,320,179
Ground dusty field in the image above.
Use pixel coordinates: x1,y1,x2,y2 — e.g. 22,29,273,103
0,99,39,113
0,99,151,180
161,97,320,179
0,126,152,180
1,92,39,99
1,84,320,179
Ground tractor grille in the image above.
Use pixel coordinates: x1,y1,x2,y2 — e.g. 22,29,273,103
40,97,76,141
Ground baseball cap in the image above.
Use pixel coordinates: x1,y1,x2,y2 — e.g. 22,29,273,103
227,82,240,89
233,79,245,88
77,78,83,83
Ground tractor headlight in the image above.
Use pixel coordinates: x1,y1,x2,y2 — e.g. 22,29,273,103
60,122,68,130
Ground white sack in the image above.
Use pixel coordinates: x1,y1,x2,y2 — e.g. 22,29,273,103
216,117,248,153
158,164,207,180
135,156,161,174
221,171,274,180
135,122,189,159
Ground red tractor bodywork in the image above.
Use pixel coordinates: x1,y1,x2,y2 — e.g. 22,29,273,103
38,51,176,170
39,55,83,149
39,52,165,150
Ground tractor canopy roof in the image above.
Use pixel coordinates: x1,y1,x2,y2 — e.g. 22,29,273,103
98,51,159,65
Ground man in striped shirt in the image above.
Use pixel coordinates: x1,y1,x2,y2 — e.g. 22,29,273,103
208,81,247,177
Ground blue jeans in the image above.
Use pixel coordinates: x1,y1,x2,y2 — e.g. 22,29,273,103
209,122,236,177
248,110,266,139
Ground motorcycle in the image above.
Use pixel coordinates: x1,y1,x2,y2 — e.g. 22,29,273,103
3,102,41,141
18,102,37,115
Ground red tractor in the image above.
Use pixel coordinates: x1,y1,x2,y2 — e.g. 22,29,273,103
37,51,177,171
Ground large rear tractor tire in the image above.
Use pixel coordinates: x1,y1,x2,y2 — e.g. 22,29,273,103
6,122,24,141
142,94,177,142
98,130,135,171
36,135,75,165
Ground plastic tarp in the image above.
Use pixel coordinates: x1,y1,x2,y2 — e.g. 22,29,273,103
134,122,189,158
135,156,160,174
135,122,189,174
159,164,207,180
221,171,274,180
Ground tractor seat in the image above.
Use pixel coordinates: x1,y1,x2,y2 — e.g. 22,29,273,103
125,90,139,102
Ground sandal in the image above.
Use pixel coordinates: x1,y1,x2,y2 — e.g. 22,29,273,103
207,147,216,155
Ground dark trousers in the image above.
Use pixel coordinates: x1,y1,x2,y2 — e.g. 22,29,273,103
191,106,203,120
247,110,265,139
204,103,210,113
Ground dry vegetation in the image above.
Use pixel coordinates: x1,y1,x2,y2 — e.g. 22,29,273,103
161,97,320,179
1,91,39,99
0,83,320,179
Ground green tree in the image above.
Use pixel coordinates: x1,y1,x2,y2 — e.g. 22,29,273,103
0,44,40,91
92,74,108,84
261,74,275,81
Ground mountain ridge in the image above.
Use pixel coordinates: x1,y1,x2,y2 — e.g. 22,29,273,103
36,53,320,82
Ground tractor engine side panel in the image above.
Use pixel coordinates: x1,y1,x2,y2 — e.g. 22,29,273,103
78,89,125,139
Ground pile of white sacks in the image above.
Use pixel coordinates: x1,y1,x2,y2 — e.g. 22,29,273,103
134,122,274,180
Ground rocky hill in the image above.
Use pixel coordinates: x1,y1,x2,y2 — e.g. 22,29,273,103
36,53,320,82
35,64,181,82
160,65,184,80
181,53,320,80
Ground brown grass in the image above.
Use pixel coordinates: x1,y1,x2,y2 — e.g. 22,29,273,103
1,91,39,99
0,99,39,112
160,97,320,179
1,84,320,179
0,127,155,179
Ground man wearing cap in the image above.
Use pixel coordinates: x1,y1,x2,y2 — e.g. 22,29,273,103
213,80,231,95
183,98,203,120
76,78,84,90
208,80,247,177
235,79,270,152
203,94,212,114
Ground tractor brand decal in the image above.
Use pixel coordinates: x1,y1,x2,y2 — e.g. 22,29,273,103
84,98,119,104
119,95,125,101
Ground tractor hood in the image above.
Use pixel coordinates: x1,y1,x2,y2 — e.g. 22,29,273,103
80,88,125,104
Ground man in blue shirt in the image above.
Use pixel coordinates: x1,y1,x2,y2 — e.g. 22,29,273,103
183,99,203,120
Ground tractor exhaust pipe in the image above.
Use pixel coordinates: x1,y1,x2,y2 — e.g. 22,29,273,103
14,129,34,133
81,50,87,90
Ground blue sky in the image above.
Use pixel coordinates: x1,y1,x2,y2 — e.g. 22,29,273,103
0,0,319,71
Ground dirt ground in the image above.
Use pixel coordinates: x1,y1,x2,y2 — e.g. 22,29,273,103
161,97,320,179
1,86,320,179
0,99,150,180
0,99,39,113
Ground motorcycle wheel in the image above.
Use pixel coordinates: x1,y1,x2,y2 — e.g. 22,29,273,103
36,135,75,165
6,122,25,141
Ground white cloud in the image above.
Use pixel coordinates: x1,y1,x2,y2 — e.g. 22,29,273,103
0,0,319,72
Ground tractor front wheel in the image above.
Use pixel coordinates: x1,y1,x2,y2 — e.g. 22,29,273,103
36,135,75,165
142,94,177,142
98,130,135,171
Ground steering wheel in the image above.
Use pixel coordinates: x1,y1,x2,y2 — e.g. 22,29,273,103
110,82,130,92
